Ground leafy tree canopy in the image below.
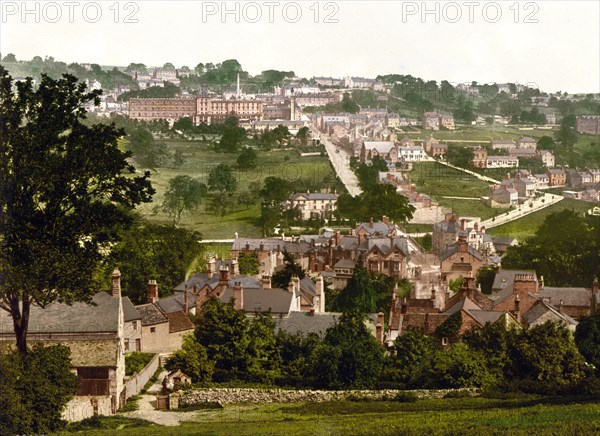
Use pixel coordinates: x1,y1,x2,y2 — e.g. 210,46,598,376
0,70,154,353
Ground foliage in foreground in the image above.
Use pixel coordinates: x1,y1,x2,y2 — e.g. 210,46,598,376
0,345,78,435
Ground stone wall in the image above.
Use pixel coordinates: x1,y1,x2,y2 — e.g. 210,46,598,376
180,388,477,406
124,353,159,399
62,396,112,422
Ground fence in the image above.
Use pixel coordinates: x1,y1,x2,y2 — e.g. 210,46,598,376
124,353,160,399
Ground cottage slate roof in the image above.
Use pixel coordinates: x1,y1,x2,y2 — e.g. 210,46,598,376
334,259,356,269
440,244,483,262
367,237,410,256
355,221,393,236
489,270,537,307
157,293,189,314
547,168,565,175
493,237,517,246
299,277,316,297
122,296,142,322
468,310,504,325
164,311,195,333
0,291,120,335
274,312,341,337
290,193,337,201
220,287,294,314
136,303,168,326
173,272,210,292
363,141,396,154
232,238,284,252
537,287,592,307
523,300,578,328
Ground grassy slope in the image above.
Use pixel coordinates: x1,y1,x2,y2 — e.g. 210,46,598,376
60,397,600,436
487,198,592,239
138,140,336,239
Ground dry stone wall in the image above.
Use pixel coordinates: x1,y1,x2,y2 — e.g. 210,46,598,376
180,388,477,406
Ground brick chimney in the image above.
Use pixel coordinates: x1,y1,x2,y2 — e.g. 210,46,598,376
382,215,390,225
376,312,385,344
147,280,158,304
369,217,374,228
111,268,121,298
218,266,230,292
231,258,239,276
233,282,243,311
513,295,521,323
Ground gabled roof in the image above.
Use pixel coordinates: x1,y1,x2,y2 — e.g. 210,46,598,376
220,287,294,314
334,259,356,269
232,237,284,252
355,221,393,236
440,244,483,262
523,300,578,328
136,303,168,326
537,287,592,307
290,193,338,201
164,311,194,333
363,141,396,154
122,296,142,322
0,291,121,334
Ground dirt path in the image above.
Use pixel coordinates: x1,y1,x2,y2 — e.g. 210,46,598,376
121,371,200,426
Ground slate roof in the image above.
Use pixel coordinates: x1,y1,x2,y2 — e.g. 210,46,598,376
434,218,458,234
537,287,592,307
334,259,356,269
157,293,189,314
136,303,168,326
489,270,537,307
0,291,120,334
122,296,142,322
164,311,195,333
523,300,578,328
274,312,341,337
355,221,393,236
440,244,483,262
299,277,316,297
367,237,410,256
290,193,337,201
363,141,396,154
232,238,284,252
220,287,294,314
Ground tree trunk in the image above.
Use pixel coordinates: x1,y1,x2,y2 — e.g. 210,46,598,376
10,294,30,355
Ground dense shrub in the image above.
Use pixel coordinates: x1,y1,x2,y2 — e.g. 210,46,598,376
0,345,78,435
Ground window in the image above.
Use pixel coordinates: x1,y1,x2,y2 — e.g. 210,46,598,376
150,327,156,333
124,338,130,351
441,337,449,346
132,321,137,330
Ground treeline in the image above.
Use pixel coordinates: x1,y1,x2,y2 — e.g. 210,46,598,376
336,157,415,224
168,297,600,393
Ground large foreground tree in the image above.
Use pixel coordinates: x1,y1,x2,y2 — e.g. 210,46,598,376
0,69,154,354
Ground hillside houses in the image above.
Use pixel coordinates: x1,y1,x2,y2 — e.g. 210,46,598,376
422,112,455,130
387,271,600,343
286,192,338,220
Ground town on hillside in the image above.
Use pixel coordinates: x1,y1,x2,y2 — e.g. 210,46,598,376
0,52,599,432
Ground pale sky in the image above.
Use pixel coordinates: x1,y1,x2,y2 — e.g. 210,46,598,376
1,0,599,93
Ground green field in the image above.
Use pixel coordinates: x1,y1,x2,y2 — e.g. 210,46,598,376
137,140,337,239
60,396,600,435
488,198,593,240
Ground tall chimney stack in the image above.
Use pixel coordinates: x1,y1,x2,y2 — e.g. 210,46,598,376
233,282,243,311
112,268,121,298
147,280,159,304
316,275,325,313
